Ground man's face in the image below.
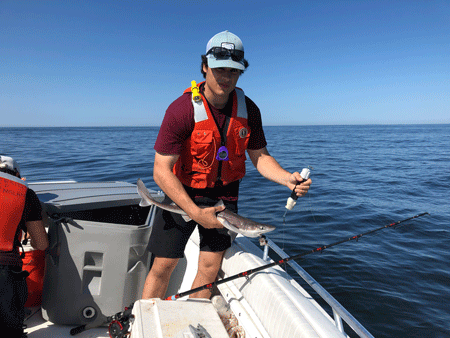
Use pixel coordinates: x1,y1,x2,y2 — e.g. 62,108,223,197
203,64,240,100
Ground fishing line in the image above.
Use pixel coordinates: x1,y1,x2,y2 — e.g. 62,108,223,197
305,188,319,226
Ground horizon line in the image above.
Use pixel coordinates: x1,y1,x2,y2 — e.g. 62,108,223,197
2,122,450,128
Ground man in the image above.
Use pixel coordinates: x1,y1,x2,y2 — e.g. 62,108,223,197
0,156,48,338
142,31,311,300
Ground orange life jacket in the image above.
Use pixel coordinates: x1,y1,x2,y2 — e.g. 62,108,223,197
173,81,251,189
0,172,27,252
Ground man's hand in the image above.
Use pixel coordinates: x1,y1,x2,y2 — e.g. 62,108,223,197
190,204,226,229
289,172,312,197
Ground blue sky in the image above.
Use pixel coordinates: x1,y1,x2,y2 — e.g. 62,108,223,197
1,1,449,127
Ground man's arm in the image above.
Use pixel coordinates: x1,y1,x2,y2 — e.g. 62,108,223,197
247,147,311,197
153,152,224,229
26,220,48,251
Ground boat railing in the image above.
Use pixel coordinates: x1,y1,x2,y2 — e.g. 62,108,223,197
261,237,374,338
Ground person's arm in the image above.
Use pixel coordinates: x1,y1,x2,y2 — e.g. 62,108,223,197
23,189,49,251
247,147,311,197
153,152,224,229
26,220,48,251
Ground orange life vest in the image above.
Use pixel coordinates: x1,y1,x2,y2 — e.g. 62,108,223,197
173,81,251,189
0,172,27,252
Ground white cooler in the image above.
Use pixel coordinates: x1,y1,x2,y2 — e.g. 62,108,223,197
130,298,229,338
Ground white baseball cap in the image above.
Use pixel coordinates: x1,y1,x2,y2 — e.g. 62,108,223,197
205,30,245,70
0,156,21,175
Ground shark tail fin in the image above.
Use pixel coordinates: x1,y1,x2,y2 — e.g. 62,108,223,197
137,178,153,207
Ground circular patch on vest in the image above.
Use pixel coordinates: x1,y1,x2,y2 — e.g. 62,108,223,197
239,127,248,138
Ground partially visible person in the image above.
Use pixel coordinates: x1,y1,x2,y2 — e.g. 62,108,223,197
0,156,48,338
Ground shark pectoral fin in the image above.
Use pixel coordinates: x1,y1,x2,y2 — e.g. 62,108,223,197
228,231,238,242
218,218,241,235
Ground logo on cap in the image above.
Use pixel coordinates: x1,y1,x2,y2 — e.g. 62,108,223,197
221,42,235,50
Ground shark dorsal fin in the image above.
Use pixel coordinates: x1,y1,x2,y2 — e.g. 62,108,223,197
214,200,225,208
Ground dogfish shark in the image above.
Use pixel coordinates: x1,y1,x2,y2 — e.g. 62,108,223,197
137,179,276,238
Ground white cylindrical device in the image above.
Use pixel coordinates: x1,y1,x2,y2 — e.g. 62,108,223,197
285,168,311,210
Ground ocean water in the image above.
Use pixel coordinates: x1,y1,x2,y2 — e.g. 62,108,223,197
1,125,449,337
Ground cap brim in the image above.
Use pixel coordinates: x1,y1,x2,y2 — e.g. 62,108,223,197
207,56,245,71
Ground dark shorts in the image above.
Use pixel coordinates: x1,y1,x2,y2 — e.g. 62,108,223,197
148,195,238,259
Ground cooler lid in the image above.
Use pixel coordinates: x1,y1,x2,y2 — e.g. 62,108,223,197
30,181,163,214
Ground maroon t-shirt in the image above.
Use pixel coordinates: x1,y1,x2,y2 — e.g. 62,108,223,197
154,88,267,201
155,91,267,155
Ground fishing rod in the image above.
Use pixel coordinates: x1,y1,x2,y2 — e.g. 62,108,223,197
70,212,429,336
166,212,429,300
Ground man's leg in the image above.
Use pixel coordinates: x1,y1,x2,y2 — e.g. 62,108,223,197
141,256,179,299
143,204,197,300
189,250,225,299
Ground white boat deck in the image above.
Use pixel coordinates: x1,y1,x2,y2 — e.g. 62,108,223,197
25,307,109,338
